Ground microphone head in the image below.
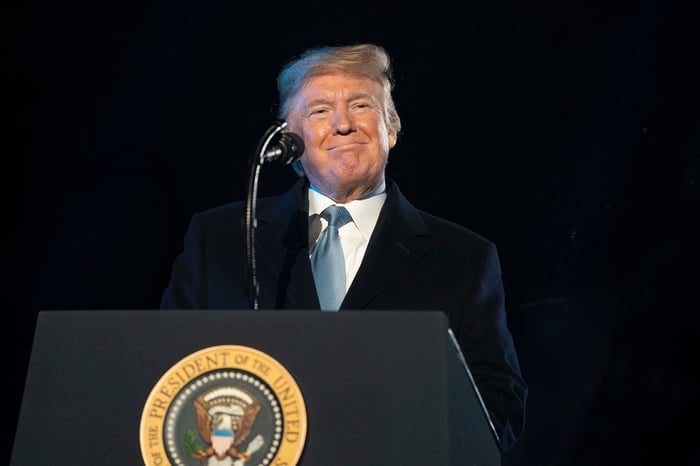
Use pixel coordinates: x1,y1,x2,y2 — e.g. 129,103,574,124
276,132,305,164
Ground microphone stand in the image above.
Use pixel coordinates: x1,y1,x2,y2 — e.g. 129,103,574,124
245,120,288,310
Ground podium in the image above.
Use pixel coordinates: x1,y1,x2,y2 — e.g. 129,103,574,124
11,310,501,465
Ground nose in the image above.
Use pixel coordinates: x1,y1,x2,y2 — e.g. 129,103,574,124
332,109,354,135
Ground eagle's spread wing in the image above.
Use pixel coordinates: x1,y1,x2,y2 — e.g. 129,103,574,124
194,398,213,444
233,404,261,446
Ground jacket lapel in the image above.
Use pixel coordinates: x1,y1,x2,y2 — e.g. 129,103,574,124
252,178,431,311
342,181,430,310
254,179,320,309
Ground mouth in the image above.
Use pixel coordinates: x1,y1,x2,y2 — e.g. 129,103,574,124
327,141,366,151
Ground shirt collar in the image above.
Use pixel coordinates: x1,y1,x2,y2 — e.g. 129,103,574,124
308,181,387,240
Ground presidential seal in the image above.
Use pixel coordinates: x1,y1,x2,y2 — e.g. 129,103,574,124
140,345,307,466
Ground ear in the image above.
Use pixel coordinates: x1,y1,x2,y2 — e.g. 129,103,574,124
388,129,397,149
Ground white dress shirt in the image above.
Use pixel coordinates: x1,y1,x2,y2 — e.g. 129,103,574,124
308,182,387,292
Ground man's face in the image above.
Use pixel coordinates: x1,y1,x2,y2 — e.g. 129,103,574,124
287,72,397,203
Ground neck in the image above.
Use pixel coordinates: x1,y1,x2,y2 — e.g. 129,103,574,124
309,179,386,204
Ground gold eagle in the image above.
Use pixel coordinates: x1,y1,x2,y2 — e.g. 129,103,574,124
194,387,262,448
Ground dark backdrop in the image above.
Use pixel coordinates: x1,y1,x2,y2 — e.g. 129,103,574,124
14,0,699,464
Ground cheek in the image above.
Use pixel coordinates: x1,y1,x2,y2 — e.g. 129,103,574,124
304,122,329,139
299,127,330,157
302,127,318,143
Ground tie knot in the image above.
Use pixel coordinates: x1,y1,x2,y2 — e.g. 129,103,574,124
321,205,353,229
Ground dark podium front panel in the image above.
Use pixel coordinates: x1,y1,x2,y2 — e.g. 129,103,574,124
11,310,500,466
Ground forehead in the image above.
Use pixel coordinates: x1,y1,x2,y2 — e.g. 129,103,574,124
297,72,383,102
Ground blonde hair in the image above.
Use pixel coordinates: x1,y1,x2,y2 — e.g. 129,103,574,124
276,43,402,136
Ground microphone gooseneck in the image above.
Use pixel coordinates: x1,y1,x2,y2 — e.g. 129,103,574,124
245,120,305,310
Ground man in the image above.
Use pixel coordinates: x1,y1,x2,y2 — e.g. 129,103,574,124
161,43,527,452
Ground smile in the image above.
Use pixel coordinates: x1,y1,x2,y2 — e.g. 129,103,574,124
327,142,366,151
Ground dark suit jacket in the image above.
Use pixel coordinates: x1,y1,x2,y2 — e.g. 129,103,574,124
161,177,527,451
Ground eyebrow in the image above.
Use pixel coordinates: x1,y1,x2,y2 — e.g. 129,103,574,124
304,92,374,110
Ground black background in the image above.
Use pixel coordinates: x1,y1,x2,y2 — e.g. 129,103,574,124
13,0,699,464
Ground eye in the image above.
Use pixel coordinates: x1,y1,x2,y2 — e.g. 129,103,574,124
306,107,330,119
351,100,374,112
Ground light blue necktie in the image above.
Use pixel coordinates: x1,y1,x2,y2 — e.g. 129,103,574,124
311,205,353,311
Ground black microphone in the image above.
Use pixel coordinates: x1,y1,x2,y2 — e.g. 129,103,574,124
262,132,305,164
246,121,302,309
